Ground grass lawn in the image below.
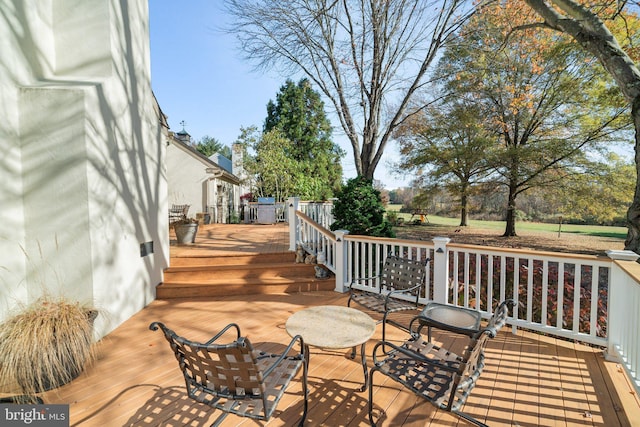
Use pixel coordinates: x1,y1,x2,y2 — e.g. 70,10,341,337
387,205,627,240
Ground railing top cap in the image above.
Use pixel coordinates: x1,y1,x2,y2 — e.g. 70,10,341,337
606,249,640,261
432,236,451,243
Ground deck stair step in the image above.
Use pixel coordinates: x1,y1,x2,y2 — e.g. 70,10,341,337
168,252,296,267
157,252,334,299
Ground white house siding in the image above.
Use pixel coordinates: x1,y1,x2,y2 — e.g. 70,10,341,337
166,142,213,215
166,138,240,223
0,0,168,339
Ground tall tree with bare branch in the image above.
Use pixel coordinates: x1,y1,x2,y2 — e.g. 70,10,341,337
223,0,474,180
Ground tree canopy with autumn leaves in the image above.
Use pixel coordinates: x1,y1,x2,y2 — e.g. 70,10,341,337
396,1,631,236
521,0,640,250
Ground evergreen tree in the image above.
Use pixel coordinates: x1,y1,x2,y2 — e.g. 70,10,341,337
194,136,232,159
264,79,344,200
235,126,332,202
194,135,223,157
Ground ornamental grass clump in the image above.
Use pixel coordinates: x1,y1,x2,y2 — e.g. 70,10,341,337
0,298,97,403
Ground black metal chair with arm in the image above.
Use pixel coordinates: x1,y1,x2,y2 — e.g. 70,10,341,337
347,255,429,342
149,322,309,426
367,299,515,427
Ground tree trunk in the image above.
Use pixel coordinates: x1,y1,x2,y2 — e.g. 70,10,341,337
460,190,468,227
362,166,375,181
624,98,640,251
360,131,378,181
523,0,640,252
503,187,518,237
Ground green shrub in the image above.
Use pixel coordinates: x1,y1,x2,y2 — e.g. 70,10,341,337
330,176,395,237
386,210,399,225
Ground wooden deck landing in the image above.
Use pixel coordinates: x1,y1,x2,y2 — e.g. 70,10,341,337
33,223,640,426
170,223,291,257
40,291,639,426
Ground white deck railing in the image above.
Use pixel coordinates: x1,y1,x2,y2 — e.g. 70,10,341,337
243,202,288,223
287,197,640,394
293,210,338,272
298,200,335,229
606,252,640,393
444,243,612,346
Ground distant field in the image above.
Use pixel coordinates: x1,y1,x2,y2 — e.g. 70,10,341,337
387,205,627,240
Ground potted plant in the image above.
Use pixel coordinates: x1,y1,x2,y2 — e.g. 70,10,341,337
173,217,199,244
0,297,97,403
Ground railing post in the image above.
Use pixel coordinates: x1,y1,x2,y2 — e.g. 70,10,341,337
605,250,640,361
334,230,350,293
288,197,300,252
432,237,451,304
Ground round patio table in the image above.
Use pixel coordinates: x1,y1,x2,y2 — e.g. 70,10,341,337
419,301,482,341
285,305,376,392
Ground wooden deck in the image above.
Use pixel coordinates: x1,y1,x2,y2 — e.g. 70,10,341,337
39,223,640,426
169,223,291,257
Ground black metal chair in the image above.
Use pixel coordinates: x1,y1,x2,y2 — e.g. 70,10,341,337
368,299,515,427
348,255,429,342
150,322,308,426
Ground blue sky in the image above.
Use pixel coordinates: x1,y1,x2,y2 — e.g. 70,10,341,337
148,1,409,189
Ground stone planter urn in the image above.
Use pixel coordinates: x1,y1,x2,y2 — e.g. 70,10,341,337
175,222,199,244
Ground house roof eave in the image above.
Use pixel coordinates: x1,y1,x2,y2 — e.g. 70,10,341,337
169,136,241,185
